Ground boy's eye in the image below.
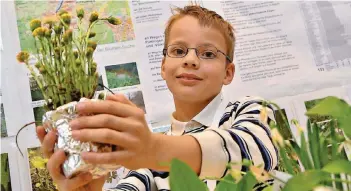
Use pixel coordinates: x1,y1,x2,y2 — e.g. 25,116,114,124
201,51,216,59
170,48,185,56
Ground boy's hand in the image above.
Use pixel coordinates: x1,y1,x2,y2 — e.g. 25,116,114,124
70,94,158,170
36,127,106,191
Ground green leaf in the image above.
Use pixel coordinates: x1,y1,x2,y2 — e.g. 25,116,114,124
282,170,330,191
215,174,237,191
237,171,257,191
262,186,273,191
322,160,351,175
169,158,208,191
307,121,320,169
305,96,351,137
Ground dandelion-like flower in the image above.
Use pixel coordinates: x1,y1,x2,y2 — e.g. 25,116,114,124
89,11,99,23
63,29,73,43
43,16,57,28
75,59,81,67
73,51,79,59
61,13,72,25
44,28,51,38
30,19,41,32
271,128,284,147
58,10,68,16
88,41,97,50
86,47,94,58
230,169,242,183
260,106,268,124
76,7,85,19
32,27,46,37
108,17,122,25
16,51,30,63
88,31,96,38
249,165,270,182
53,25,63,34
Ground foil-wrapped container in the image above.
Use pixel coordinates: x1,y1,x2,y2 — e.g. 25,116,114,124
43,96,121,179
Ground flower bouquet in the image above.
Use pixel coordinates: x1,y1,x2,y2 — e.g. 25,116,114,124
16,8,122,179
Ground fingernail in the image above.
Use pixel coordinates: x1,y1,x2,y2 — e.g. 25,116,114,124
69,120,78,129
76,102,85,111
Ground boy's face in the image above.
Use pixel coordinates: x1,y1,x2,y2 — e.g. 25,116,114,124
161,16,234,104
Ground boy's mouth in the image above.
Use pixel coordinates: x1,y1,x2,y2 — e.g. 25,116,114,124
176,73,203,80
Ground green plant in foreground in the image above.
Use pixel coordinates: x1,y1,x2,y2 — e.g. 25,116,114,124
168,96,351,191
16,8,122,111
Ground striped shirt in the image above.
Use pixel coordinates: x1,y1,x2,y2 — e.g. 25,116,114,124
106,94,278,191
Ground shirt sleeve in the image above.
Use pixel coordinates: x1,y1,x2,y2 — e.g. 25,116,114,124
105,168,157,191
188,96,279,179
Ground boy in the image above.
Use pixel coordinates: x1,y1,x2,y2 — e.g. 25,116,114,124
37,4,278,191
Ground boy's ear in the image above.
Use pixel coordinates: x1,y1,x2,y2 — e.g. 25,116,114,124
223,62,235,85
161,57,166,80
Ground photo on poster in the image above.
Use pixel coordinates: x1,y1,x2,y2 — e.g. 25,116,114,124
125,90,146,113
1,103,8,137
1,153,12,191
14,0,135,54
105,62,140,89
27,147,57,191
29,77,44,102
33,106,46,126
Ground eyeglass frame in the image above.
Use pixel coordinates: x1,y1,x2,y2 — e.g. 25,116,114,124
162,44,233,63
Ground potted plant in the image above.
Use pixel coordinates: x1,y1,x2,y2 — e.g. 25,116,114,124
16,7,122,179
167,96,351,191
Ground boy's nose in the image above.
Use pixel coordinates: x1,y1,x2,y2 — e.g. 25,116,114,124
182,49,200,69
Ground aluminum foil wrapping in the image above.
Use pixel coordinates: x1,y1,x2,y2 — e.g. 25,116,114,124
43,98,121,179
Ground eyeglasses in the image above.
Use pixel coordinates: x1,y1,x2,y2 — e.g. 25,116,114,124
163,44,232,63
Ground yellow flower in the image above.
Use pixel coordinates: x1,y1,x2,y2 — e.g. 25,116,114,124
58,10,68,16
88,41,97,50
35,183,41,187
86,47,94,58
89,11,99,23
230,169,242,183
260,106,268,124
249,165,270,182
88,31,96,38
291,119,304,134
16,51,30,63
108,17,122,25
60,13,72,25
31,156,48,169
43,16,57,28
271,128,284,147
76,7,85,19
53,25,63,34
32,27,46,37
63,29,73,43
30,19,41,32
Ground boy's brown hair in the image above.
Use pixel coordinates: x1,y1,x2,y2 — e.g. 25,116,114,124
164,4,235,62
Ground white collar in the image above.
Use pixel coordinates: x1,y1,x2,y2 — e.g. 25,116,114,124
170,92,223,133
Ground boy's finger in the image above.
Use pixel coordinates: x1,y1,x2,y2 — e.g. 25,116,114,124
72,128,134,148
106,94,135,106
70,114,130,132
41,130,57,158
36,126,46,143
75,100,135,117
81,150,132,165
64,172,93,190
47,150,66,181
